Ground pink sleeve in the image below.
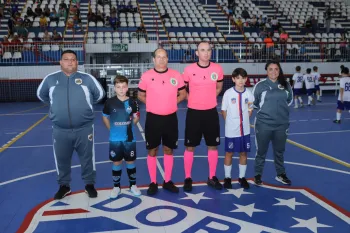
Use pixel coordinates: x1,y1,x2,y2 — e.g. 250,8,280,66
138,73,147,91
218,65,224,81
182,67,190,83
177,72,186,89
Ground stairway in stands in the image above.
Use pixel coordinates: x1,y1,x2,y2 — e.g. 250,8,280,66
138,1,167,41
64,0,89,42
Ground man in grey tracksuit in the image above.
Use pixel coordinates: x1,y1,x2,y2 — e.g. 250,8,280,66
252,66,293,186
37,50,105,199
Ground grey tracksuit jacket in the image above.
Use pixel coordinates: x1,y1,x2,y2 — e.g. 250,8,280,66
37,70,105,185
252,78,293,176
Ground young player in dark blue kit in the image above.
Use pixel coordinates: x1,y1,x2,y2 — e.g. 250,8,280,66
102,76,141,198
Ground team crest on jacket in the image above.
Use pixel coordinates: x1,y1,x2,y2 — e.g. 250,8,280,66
75,78,82,85
231,98,236,104
88,134,93,141
211,72,218,81
278,84,285,90
18,182,349,233
170,78,178,86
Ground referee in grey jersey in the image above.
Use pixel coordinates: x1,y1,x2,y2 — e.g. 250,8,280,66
37,50,105,199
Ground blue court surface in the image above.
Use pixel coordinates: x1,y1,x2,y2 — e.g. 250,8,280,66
0,95,349,233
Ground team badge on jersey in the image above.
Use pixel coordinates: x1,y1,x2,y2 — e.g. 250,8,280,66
211,72,218,81
110,150,116,157
231,98,236,104
278,84,285,90
245,98,249,104
88,134,93,141
170,78,178,86
75,78,82,85
19,182,348,233
126,106,132,114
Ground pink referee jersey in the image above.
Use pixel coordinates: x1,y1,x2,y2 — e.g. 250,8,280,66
183,62,224,110
138,68,185,115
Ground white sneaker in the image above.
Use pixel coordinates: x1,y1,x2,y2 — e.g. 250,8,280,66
294,105,298,109
130,185,141,196
110,187,121,199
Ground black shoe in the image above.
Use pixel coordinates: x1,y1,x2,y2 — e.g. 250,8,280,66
85,184,98,198
207,176,223,190
276,173,292,185
239,177,250,189
147,182,158,196
163,180,179,193
223,178,232,189
54,185,71,200
183,178,193,192
333,120,341,124
254,175,263,186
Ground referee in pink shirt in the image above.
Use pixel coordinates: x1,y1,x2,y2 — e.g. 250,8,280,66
183,42,224,191
138,48,187,195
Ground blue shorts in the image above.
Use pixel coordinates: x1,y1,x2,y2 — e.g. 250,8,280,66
315,85,320,91
337,101,350,111
109,141,136,162
225,135,251,153
293,88,302,95
306,89,314,96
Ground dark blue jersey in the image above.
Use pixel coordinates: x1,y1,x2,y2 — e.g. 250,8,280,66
103,97,139,142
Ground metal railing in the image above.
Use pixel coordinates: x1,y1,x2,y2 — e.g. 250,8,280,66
159,41,350,63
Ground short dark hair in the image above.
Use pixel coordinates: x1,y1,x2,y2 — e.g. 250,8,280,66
313,66,318,71
296,66,301,71
341,67,349,75
113,75,128,85
232,68,248,78
61,50,77,59
306,68,311,74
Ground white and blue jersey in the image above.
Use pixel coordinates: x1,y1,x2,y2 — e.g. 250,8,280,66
103,97,138,142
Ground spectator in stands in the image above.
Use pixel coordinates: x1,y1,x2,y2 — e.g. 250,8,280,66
59,7,67,19
235,17,243,32
325,7,332,33
49,9,59,23
241,8,250,20
111,6,117,15
271,16,279,31
109,13,118,30
161,10,170,21
311,16,318,34
44,4,50,17
70,5,78,15
35,5,42,17
340,35,347,60
72,0,80,8
1,36,10,53
39,14,48,30
96,10,105,24
7,16,14,38
23,15,32,28
11,33,22,52
26,7,35,18
52,29,62,41
259,26,268,40
250,15,257,28
42,29,51,41
59,0,67,10
10,1,18,17
264,34,274,59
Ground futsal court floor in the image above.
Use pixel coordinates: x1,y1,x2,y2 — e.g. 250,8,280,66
0,94,349,233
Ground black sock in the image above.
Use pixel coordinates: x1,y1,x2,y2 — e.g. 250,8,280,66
112,169,122,188
127,167,136,187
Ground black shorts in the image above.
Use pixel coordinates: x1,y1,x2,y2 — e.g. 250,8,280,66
109,141,136,162
145,112,178,150
185,107,220,147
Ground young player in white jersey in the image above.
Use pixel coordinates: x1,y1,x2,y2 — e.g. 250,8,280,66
334,67,350,124
303,68,315,106
311,66,321,102
221,68,254,189
291,66,304,108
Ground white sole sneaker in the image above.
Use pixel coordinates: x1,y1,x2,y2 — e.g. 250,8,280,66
275,176,291,185
130,185,141,196
110,187,121,199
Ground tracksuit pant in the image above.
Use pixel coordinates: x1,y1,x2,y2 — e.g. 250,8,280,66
52,124,96,186
254,120,289,176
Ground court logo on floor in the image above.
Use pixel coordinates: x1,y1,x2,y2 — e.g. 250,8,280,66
19,182,349,233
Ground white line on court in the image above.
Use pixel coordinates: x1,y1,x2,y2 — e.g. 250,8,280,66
5,129,350,149
136,122,165,179
0,156,349,187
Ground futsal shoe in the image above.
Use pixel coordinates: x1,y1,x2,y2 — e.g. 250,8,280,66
130,185,141,196
85,184,98,198
110,187,121,199
207,176,223,190
163,180,179,193
275,173,292,185
254,175,263,186
239,177,250,189
333,120,341,124
54,185,71,200
183,177,193,192
223,178,232,189
147,182,158,196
